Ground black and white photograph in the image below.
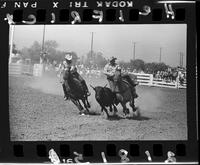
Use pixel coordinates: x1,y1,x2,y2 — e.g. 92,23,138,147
9,24,187,141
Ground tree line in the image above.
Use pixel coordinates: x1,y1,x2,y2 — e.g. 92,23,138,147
14,40,171,74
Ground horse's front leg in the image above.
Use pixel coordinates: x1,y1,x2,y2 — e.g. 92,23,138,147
71,99,84,114
82,99,90,113
120,102,129,117
109,105,113,112
130,99,137,112
77,100,84,111
113,104,118,116
85,96,91,108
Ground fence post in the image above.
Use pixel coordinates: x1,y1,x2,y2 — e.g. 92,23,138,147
33,64,43,77
175,77,179,89
149,74,153,86
20,64,23,74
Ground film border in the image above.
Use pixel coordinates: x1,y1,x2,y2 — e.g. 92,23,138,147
0,0,198,163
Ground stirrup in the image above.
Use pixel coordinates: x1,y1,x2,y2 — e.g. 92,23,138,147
135,82,139,86
64,95,69,100
132,93,138,98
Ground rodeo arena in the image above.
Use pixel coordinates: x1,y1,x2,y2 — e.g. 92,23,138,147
9,26,187,141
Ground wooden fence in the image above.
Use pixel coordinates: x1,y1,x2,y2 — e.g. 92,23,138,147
32,64,44,77
9,64,186,89
9,63,45,77
9,63,33,76
130,72,186,89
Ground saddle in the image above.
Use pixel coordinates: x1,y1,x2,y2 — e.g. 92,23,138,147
115,78,138,98
107,75,131,93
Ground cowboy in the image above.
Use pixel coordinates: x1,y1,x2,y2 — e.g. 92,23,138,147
62,53,90,100
177,68,184,86
104,56,138,99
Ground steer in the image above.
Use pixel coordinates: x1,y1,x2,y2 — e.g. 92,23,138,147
90,85,117,118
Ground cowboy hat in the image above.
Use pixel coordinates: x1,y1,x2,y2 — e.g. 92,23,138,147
65,53,72,61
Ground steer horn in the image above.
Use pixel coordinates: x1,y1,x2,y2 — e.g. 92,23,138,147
90,84,95,90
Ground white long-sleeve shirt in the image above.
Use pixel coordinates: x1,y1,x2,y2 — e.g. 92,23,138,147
104,63,121,77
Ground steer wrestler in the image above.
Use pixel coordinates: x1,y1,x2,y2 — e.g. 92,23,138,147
103,56,138,100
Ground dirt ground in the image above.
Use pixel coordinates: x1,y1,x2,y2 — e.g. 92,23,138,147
9,73,187,141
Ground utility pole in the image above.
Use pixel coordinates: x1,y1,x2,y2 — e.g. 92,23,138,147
9,24,15,64
40,25,46,64
90,32,94,66
133,42,136,61
91,32,94,52
159,47,162,63
42,25,46,53
91,32,94,56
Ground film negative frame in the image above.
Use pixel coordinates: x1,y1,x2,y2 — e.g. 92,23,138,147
0,0,198,164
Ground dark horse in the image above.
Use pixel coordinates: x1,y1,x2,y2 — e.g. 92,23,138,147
113,70,138,117
63,69,90,115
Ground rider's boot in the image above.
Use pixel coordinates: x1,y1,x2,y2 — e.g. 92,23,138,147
130,86,138,98
133,81,139,86
62,83,69,100
81,81,91,96
64,96,67,100
114,93,119,105
112,81,120,105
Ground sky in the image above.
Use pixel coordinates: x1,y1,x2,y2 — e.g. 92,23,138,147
13,24,186,67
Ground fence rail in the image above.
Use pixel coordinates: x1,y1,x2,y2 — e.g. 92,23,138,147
9,63,33,76
9,63,44,77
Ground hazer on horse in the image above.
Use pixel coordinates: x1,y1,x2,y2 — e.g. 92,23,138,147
103,57,139,116
61,53,91,115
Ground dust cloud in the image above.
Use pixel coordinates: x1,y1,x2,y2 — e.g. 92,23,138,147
136,87,164,112
28,74,164,113
29,74,63,96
